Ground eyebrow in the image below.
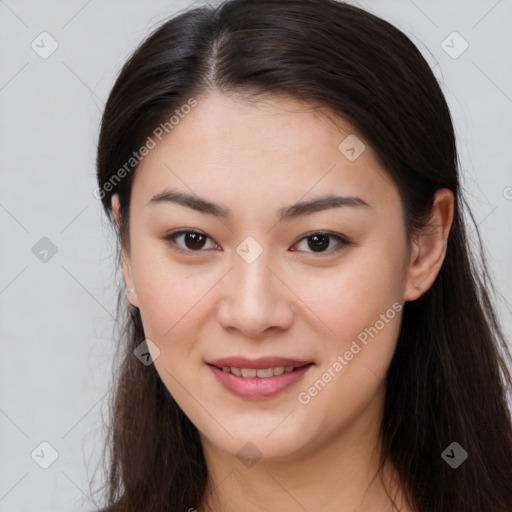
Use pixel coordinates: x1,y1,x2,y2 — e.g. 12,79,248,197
147,188,370,222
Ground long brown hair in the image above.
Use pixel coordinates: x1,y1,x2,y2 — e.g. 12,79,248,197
91,1,512,510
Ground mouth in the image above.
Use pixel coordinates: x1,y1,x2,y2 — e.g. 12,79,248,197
208,363,313,378
206,358,314,399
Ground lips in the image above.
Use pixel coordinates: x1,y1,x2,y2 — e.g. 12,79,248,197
207,356,314,399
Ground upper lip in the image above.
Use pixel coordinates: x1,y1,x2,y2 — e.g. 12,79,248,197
208,357,313,369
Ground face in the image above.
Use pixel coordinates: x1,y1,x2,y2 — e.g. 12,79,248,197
116,90,417,463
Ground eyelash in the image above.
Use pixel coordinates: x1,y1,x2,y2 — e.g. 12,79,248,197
164,229,353,256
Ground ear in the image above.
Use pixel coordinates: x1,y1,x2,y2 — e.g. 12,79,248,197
404,188,454,302
111,193,139,308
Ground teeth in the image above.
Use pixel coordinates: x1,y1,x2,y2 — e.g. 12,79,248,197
220,365,300,377
256,368,273,378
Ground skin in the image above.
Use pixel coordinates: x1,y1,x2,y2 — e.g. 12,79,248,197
111,90,454,512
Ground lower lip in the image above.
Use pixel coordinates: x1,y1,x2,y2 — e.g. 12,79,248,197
208,364,313,399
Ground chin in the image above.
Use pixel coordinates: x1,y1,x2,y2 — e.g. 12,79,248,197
200,418,313,465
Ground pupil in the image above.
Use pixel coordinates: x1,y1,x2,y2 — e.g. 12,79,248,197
308,234,329,252
186,233,206,250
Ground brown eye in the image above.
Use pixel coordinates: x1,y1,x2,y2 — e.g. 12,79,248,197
291,232,352,255
182,232,207,250
307,234,330,252
165,230,218,254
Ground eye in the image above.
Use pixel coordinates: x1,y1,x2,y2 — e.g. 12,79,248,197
165,230,219,254
291,231,352,255
164,229,352,256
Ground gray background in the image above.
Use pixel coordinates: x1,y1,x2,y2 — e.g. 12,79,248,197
1,0,511,510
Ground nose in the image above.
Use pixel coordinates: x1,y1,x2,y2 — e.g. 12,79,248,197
215,250,295,338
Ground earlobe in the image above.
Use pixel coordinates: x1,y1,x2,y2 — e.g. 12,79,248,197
111,193,140,308
126,287,139,308
121,248,139,308
404,188,454,302
111,193,122,230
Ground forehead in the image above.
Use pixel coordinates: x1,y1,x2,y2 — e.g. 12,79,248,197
130,90,398,215
165,91,360,153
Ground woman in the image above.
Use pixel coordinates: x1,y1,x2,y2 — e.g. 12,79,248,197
93,0,512,510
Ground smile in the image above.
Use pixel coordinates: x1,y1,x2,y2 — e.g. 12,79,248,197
217,365,297,377
207,362,314,399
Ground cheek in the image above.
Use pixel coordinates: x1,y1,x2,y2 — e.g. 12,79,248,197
131,248,211,353
300,308,401,427
290,241,405,408
134,264,212,403
290,243,406,344
294,294,402,447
